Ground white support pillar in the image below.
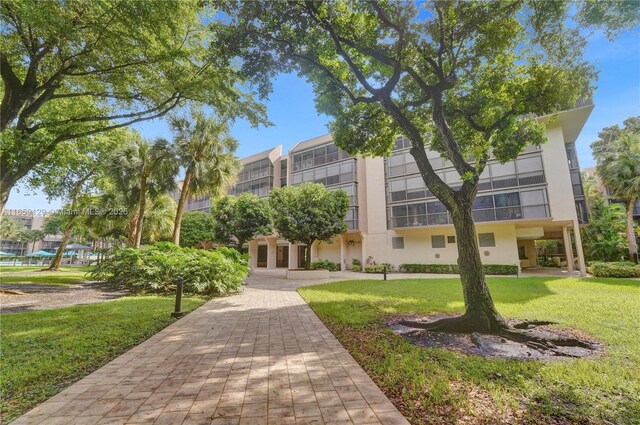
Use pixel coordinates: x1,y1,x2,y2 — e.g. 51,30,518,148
339,235,346,271
288,243,298,270
572,220,587,276
248,240,258,269
310,241,318,263
266,237,277,269
562,225,575,272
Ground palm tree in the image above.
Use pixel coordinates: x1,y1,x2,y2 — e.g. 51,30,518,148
170,109,241,245
109,135,178,247
592,120,640,263
140,194,177,244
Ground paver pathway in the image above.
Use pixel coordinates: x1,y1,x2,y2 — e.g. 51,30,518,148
12,270,409,425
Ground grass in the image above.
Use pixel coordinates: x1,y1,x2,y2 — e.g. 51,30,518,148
0,295,206,423
298,277,640,424
0,267,94,287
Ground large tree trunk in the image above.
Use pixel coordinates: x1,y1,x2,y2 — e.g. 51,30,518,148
172,170,193,246
627,196,638,263
48,218,73,271
305,242,312,270
450,202,507,332
134,175,148,248
0,174,17,216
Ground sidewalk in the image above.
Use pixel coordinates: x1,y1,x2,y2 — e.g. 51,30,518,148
11,270,409,425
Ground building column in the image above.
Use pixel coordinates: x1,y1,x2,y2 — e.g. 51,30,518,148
266,237,277,269
289,243,298,269
248,240,258,269
562,225,575,272
339,235,346,271
310,241,318,263
572,220,587,276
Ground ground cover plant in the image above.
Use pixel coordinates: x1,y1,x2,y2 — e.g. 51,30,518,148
90,243,249,295
0,266,92,275
0,296,206,423
298,277,640,424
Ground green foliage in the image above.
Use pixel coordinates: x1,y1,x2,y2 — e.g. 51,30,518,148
583,198,628,262
311,259,341,272
398,263,518,275
0,0,266,209
587,262,640,278
0,216,24,239
90,243,249,295
0,296,205,422
211,193,273,248
364,263,394,273
179,211,215,248
269,183,349,269
351,258,362,272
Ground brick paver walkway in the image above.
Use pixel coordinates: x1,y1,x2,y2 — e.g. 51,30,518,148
12,270,409,425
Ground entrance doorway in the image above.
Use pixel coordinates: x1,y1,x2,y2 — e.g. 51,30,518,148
276,245,289,268
257,245,267,267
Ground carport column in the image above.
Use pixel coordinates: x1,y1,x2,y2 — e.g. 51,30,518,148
289,242,298,269
248,240,258,269
572,220,587,276
562,225,575,272
310,241,318,264
339,235,346,271
266,237,277,269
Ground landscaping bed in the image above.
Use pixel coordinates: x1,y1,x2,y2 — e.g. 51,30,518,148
298,277,640,424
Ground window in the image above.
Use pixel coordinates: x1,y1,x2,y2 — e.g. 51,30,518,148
494,192,520,207
478,233,496,247
392,237,405,249
431,235,446,248
447,236,456,244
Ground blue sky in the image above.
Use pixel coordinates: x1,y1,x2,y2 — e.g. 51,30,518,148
7,28,639,211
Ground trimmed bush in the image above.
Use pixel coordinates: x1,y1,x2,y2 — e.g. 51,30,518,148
398,263,518,275
352,265,362,272
91,242,249,295
587,262,640,278
364,263,394,273
311,259,341,272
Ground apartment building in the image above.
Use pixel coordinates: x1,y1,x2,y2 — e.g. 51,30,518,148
0,211,64,255
185,101,594,275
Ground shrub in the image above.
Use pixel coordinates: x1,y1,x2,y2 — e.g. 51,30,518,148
398,263,518,275
311,259,341,272
587,262,640,278
364,263,394,273
91,243,249,295
351,265,361,272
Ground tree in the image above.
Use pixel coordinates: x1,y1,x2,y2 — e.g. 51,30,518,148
18,229,45,252
170,109,241,245
108,134,178,247
31,133,121,271
583,198,628,262
211,193,273,250
591,117,640,263
0,0,266,213
213,1,638,344
140,195,177,244
269,183,349,269
180,211,216,248
0,215,24,240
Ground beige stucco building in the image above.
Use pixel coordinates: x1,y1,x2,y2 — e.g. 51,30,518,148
186,101,594,275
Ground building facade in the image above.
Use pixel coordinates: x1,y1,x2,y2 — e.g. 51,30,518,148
184,101,594,275
0,211,64,256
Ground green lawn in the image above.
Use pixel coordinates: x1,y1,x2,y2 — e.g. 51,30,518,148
0,296,206,423
0,267,94,287
0,266,93,275
298,277,640,424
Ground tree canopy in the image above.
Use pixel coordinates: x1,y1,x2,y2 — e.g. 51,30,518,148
269,183,349,269
0,0,267,212
179,211,215,248
211,193,273,249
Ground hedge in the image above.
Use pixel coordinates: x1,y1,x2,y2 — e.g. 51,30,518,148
586,262,640,278
398,263,518,275
90,242,249,295
311,259,341,271
364,263,394,273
